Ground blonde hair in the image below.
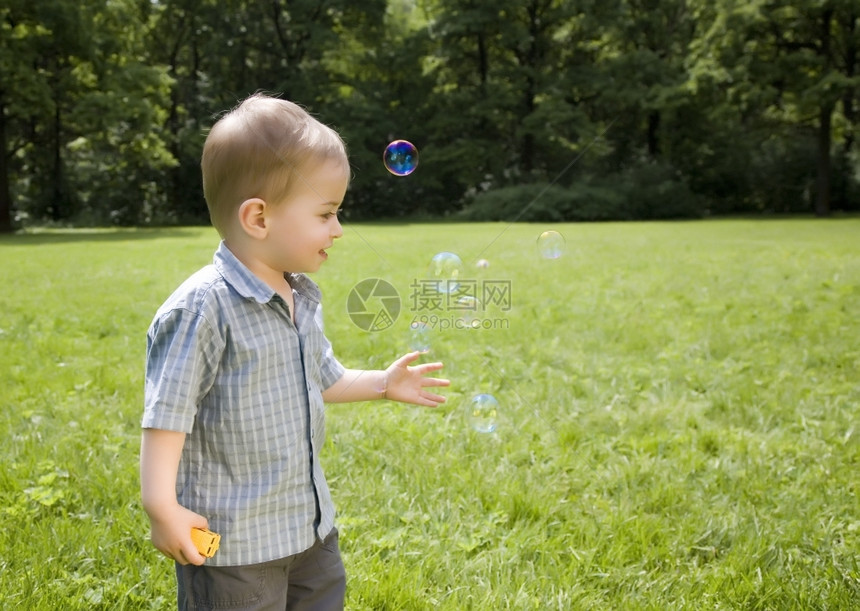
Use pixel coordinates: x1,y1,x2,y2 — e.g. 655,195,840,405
201,93,348,236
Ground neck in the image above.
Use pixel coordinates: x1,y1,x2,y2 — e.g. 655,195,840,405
223,238,291,298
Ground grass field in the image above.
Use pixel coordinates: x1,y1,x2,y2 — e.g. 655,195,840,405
0,219,858,610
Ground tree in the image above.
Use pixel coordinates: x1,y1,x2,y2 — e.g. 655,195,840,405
419,0,597,201
3,0,858,227
760,0,860,215
691,0,860,215
144,0,390,221
0,1,55,231
0,0,174,229
67,0,175,225
597,0,697,162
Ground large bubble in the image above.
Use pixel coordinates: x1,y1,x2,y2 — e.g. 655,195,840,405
427,251,463,294
383,140,419,176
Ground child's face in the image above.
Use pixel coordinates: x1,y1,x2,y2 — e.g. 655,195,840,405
265,157,348,274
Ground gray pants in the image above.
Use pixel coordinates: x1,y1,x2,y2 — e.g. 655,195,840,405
176,528,345,611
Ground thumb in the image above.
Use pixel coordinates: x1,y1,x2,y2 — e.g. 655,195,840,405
391,351,422,369
192,515,210,531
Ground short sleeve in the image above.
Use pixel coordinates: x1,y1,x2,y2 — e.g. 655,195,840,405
142,307,224,433
314,304,344,390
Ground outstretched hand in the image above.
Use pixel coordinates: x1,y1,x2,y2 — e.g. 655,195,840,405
384,351,450,407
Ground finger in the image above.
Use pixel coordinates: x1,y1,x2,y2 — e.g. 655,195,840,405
420,377,450,387
182,543,206,566
413,362,445,374
418,391,447,405
173,549,189,566
394,351,423,368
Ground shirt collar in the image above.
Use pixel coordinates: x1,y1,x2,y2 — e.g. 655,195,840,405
213,241,322,305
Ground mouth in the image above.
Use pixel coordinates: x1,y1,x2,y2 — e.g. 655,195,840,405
319,249,329,260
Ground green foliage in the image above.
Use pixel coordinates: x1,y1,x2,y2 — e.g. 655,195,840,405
458,163,704,222
458,183,623,222
1,0,860,229
1,221,859,608
1,0,176,227
617,161,707,219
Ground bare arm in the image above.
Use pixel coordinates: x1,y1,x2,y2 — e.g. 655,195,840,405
140,428,209,565
322,351,450,406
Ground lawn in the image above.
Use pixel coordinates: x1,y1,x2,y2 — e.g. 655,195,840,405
0,219,858,609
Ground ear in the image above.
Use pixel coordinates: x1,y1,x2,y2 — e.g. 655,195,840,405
237,198,268,239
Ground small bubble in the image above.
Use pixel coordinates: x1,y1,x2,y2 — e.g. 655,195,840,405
469,394,499,433
408,321,432,353
455,295,481,329
537,230,565,259
476,258,490,269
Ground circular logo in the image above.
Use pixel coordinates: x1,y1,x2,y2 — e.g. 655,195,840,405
346,278,400,332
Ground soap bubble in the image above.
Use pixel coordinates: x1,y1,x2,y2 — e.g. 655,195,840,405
383,140,419,176
408,321,431,353
469,394,499,433
476,258,490,269
455,295,481,329
427,251,463,294
537,230,565,259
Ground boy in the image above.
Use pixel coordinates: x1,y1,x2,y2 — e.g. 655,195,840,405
140,93,449,610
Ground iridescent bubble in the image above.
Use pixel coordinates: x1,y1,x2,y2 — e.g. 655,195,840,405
427,252,463,294
408,321,432,353
537,230,565,259
469,394,499,433
383,140,419,176
476,258,490,269
455,295,481,329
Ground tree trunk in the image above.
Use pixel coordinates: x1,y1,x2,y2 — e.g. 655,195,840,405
815,102,832,217
814,8,834,217
647,110,661,158
477,31,488,86
50,86,64,221
837,6,856,209
520,0,541,176
0,96,13,233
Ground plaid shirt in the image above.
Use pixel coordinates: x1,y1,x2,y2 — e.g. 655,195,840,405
143,242,344,566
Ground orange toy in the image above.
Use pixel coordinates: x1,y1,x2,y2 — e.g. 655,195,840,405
190,527,221,558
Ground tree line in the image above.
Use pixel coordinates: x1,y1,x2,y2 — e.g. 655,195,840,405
1,0,858,232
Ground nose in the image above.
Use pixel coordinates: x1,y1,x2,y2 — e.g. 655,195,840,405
332,216,343,239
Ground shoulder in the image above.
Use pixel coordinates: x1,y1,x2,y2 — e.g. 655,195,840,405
150,264,240,334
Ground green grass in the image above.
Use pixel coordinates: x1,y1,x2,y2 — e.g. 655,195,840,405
1,219,859,609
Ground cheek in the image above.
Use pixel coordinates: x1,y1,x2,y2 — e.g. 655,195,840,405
300,221,328,247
